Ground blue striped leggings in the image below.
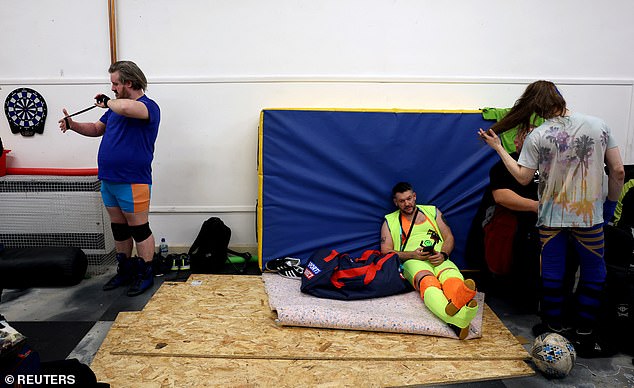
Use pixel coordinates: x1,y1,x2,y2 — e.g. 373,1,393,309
539,224,606,330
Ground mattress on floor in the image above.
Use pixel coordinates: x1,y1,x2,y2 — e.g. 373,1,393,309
263,273,484,339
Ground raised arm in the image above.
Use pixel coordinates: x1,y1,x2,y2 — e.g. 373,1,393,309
478,128,536,185
100,95,149,120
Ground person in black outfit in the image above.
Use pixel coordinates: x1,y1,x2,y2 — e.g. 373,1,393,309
478,132,541,311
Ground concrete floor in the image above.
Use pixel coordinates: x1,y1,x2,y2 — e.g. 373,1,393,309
1,268,633,387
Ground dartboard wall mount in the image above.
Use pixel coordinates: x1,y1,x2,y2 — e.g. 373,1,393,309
4,87,48,136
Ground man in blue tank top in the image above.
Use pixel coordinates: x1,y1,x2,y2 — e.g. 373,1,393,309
59,61,160,297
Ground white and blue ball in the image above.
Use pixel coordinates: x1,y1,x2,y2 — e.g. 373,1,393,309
530,332,576,378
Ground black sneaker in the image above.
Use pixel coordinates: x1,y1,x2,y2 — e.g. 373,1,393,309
532,323,573,340
127,258,154,297
152,253,173,276
572,332,617,358
448,323,470,340
179,254,191,271
170,254,181,271
266,257,301,271
278,264,304,279
103,253,135,291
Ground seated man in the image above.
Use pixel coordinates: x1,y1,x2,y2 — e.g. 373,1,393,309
380,182,478,339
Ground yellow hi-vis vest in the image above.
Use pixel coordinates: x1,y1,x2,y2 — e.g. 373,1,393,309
384,205,443,253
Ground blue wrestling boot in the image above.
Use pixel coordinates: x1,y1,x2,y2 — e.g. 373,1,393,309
103,253,135,291
127,257,154,297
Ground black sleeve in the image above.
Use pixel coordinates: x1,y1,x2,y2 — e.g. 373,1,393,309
489,153,539,202
489,161,518,191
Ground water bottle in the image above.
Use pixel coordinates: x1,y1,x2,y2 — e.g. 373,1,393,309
159,237,169,258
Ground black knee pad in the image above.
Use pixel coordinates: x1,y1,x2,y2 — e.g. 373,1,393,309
130,222,152,243
111,222,131,242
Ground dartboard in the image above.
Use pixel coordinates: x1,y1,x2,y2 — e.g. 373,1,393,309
4,87,47,136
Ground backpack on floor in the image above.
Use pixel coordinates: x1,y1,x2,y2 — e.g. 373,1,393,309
188,217,251,274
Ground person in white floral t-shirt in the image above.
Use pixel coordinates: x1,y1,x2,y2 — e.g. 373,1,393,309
478,80,625,357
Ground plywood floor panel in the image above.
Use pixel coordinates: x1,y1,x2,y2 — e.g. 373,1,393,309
107,305,526,361
91,275,534,386
92,353,533,388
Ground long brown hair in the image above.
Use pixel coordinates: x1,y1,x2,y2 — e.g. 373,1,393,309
490,80,566,137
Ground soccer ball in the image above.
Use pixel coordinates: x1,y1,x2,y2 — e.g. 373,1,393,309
530,332,576,378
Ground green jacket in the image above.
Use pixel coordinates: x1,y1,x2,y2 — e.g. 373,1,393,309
481,107,544,153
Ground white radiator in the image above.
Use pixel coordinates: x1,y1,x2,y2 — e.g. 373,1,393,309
0,175,115,274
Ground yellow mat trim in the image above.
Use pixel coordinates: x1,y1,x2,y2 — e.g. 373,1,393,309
262,107,482,113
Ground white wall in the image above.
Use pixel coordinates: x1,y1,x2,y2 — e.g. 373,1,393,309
2,1,634,248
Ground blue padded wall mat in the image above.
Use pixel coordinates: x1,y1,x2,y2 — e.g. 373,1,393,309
258,109,499,269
